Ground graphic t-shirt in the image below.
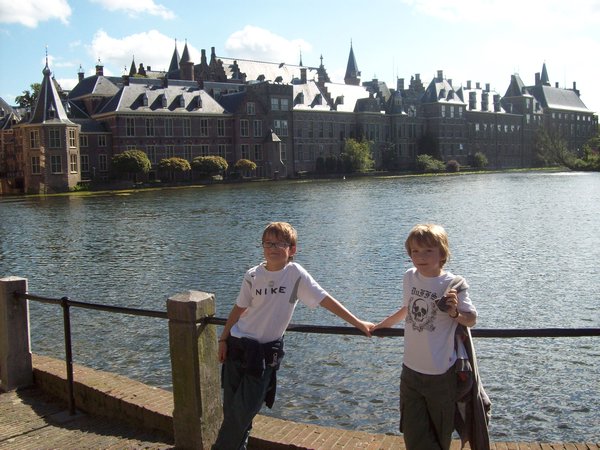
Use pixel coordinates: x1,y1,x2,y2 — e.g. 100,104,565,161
230,261,328,343
402,268,477,375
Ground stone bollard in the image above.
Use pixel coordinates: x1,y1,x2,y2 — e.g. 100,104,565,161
167,290,222,450
0,276,33,391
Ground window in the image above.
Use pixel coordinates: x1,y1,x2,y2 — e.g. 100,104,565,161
271,97,279,111
253,120,262,137
48,129,61,148
70,154,78,173
146,118,155,137
79,135,88,147
31,156,41,174
240,119,249,137
254,144,262,161
126,118,135,137
217,119,225,137
165,118,173,137
30,130,40,149
246,102,255,115
80,154,89,173
183,118,191,137
200,119,209,136
99,154,107,172
218,144,226,158
98,135,107,147
274,120,288,137
280,143,287,162
200,145,210,156
241,144,250,159
147,145,156,163
280,98,289,110
184,145,192,161
166,145,174,158
50,155,62,174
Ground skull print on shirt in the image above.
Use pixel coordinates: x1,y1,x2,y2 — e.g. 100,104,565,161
406,286,439,332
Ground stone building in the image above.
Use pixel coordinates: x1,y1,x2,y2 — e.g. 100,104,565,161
0,42,597,194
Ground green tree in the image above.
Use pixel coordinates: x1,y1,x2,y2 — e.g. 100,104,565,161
472,152,489,169
158,157,191,181
15,83,41,109
234,158,257,172
534,127,576,167
192,155,228,176
416,154,445,173
112,150,151,182
341,139,374,173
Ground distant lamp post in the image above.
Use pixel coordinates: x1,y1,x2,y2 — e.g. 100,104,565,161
264,128,285,179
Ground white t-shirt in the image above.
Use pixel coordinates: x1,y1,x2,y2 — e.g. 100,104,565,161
402,268,477,375
230,261,328,343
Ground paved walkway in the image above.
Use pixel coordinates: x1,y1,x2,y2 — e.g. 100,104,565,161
2,386,599,450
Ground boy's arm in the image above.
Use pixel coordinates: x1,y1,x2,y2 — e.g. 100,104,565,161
453,310,477,327
371,306,407,331
217,304,247,362
319,295,373,337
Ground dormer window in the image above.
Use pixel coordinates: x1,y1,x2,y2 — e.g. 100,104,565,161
161,94,168,108
47,104,56,119
179,95,185,108
197,95,202,108
142,93,149,106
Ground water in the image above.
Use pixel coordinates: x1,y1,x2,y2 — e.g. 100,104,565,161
1,172,599,442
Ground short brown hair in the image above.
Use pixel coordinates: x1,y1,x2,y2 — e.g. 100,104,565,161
262,222,298,247
405,223,450,267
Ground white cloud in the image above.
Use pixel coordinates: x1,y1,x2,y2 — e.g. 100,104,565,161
224,25,311,65
87,29,190,74
0,0,71,27
90,0,175,20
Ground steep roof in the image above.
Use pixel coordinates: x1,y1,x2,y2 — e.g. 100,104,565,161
29,62,75,125
96,78,226,115
530,85,589,112
68,75,121,100
218,56,319,85
422,76,465,105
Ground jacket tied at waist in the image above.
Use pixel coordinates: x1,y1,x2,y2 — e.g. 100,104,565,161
226,335,285,408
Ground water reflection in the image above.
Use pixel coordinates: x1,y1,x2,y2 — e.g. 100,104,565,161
1,172,599,442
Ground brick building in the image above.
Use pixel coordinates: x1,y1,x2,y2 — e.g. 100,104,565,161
0,42,597,194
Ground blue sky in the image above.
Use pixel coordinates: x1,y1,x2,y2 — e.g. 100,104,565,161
1,0,599,114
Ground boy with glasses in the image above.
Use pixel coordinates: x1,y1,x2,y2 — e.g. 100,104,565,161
213,221,373,449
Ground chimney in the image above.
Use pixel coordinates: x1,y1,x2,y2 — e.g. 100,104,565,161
437,70,443,81
122,75,129,86
535,72,540,85
467,80,472,89
481,92,489,111
300,67,307,83
476,82,481,89
555,82,559,88
78,65,85,82
493,94,501,112
95,61,104,76
469,91,477,110
485,83,490,92
397,78,404,90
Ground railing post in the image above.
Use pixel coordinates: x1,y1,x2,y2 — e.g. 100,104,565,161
0,276,33,391
167,290,222,449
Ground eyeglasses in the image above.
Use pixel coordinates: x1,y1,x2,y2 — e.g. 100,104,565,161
261,241,291,249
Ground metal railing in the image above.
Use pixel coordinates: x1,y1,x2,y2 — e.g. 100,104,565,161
14,291,600,416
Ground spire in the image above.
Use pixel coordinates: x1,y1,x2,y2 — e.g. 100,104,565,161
30,56,73,124
129,56,137,77
541,62,550,85
344,40,361,86
168,39,180,73
299,49,303,66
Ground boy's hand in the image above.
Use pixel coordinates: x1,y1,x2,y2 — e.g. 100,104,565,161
218,340,227,363
356,320,374,337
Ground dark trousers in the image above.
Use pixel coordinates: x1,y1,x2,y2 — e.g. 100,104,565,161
213,357,275,450
400,364,457,450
